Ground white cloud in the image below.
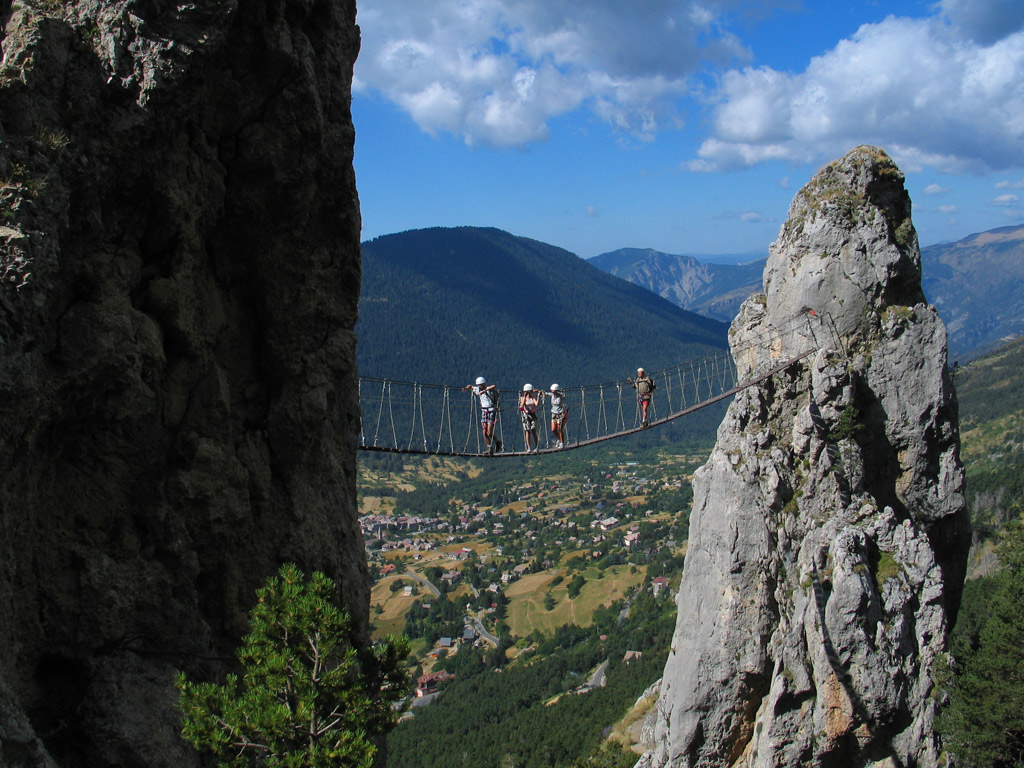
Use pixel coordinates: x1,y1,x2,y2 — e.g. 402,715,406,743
710,209,773,224
355,0,1024,174
939,204,958,213
688,15,1024,173
995,179,1024,188
992,193,1021,205
924,183,949,194
354,0,753,148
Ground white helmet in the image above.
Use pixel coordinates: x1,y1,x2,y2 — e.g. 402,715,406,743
550,383,560,392
637,367,645,373
476,376,486,385
523,383,534,392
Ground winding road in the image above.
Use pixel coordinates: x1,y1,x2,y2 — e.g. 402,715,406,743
404,569,440,598
406,569,499,646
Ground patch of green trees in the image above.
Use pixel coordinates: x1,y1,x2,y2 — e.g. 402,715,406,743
387,587,676,768
938,523,1024,766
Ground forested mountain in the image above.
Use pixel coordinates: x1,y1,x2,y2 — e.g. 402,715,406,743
358,228,728,388
589,247,764,323
921,224,1024,362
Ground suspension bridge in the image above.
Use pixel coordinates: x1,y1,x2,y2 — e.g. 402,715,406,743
358,313,831,458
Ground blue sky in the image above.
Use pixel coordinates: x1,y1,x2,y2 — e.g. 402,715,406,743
353,0,1024,260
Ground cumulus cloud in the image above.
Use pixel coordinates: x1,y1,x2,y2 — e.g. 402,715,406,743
354,0,752,147
996,179,1024,188
688,7,1024,172
993,194,1021,205
924,183,949,194
356,0,1024,173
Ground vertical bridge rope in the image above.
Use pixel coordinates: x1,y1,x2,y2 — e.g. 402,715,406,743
359,325,818,457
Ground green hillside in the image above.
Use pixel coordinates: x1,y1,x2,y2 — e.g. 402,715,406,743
955,335,1024,553
937,336,1024,764
358,227,728,388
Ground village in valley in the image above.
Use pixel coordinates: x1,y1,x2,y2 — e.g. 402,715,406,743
358,449,701,701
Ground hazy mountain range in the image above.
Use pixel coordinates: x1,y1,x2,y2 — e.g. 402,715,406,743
920,225,1024,362
589,248,764,324
588,224,1024,361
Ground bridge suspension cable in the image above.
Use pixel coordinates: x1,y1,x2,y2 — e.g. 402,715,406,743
358,312,828,458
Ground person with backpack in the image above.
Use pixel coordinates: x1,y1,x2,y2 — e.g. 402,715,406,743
463,376,502,454
543,383,568,448
627,367,656,427
519,384,542,452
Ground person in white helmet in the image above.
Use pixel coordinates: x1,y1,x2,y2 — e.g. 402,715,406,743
542,383,568,448
462,376,502,454
627,367,656,427
518,384,541,452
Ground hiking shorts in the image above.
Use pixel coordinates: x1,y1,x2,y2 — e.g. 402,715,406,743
480,408,497,427
637,393,651,404
552,410,567,427
521,411,538,430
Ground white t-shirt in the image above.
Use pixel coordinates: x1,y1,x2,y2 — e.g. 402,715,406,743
550,391,565,414
474,386,496,410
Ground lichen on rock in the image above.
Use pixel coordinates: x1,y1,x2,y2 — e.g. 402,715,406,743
639,146,969,768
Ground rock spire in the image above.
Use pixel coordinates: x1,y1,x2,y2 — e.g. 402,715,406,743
641,146,969,768
1,1,364,765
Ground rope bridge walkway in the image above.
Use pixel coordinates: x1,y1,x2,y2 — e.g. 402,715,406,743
359,313,830,458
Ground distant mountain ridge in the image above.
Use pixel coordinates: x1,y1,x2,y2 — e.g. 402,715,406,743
590,224,1024,361
357,228,728,391
921,224,1024,362
589,248,764,323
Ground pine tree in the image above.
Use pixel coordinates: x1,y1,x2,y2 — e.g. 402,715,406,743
938,523,1024,767
177,564,409,768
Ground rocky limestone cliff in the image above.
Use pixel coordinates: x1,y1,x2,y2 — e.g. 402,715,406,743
0,1,364,766
640,146,970,768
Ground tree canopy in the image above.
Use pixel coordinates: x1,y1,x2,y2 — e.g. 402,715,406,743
938,523,1024,767
177,564,409,768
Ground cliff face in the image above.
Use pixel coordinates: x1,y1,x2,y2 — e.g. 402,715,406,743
641,147,970,768
0,2,364,766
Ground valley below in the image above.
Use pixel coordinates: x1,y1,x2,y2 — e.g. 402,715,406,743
361,332,1024,768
